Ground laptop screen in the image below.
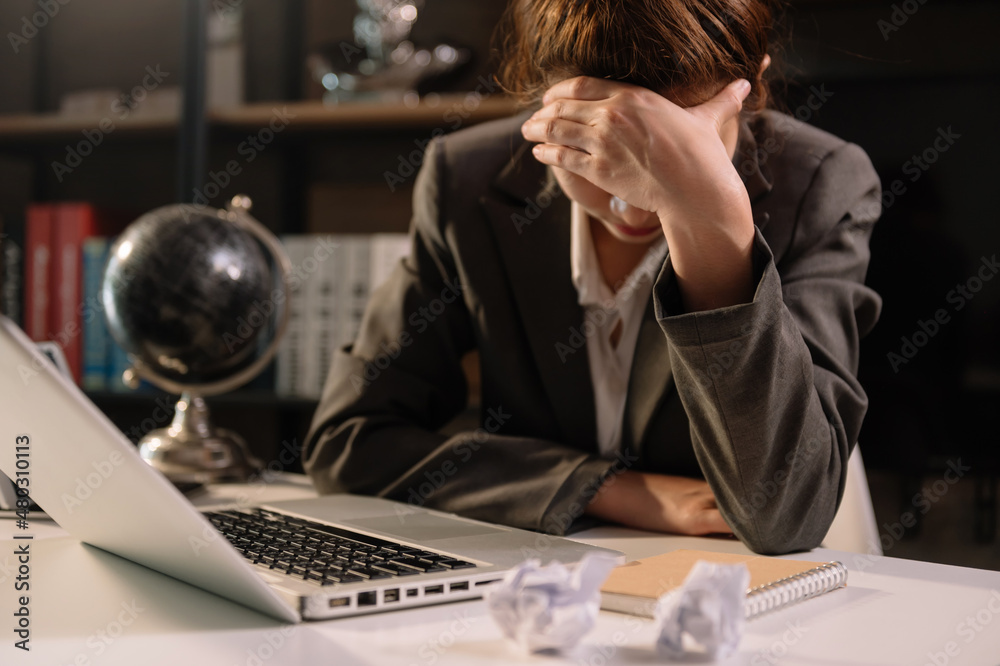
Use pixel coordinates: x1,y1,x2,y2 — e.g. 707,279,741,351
0,316,298,622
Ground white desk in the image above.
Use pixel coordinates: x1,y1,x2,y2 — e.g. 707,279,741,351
2,474,999,665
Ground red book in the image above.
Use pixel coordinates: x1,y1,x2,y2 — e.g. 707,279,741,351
50,202,127,384
24,204,54,341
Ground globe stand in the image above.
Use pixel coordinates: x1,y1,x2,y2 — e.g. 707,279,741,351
104,195,292,486
138,392,261,484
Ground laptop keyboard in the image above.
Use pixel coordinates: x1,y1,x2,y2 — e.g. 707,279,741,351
204,508,477,586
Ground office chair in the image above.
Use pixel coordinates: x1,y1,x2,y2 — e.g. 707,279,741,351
823,447,882,555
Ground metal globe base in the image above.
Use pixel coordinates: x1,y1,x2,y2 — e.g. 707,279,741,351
138,392,261,484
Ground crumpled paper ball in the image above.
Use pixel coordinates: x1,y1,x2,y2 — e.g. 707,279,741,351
654,560,750,660
484,552,620,654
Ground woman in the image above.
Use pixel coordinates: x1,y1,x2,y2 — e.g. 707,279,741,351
303,0,881,554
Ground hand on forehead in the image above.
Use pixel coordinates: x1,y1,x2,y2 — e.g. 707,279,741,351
534,76,752,136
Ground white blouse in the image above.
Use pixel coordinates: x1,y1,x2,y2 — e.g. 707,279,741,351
569,202,669,458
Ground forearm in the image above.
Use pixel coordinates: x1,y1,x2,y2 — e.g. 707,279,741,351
654,231,870,553
585,470,655,526
585,470,732,536
306,388,616,534
670,330,851,553
659,199,756,312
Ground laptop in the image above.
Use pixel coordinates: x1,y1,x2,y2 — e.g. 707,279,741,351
0,315,623,622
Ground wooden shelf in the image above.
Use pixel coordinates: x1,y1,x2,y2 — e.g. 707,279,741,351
0,94,523,143
86,389,319,411
212,95,523,132
0,111,179,142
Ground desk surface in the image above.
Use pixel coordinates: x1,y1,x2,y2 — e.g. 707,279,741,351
2,474,999,666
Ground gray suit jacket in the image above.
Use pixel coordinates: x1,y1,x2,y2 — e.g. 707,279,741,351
303,109,882,554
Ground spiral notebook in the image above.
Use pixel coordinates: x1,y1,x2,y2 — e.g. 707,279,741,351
600,549,848,618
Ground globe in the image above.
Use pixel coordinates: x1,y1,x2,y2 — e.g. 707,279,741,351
101,197,291,484
103,206,273,385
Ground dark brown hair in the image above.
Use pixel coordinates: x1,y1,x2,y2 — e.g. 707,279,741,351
497,0,781,111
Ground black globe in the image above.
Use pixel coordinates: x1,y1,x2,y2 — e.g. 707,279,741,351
102,206,274,385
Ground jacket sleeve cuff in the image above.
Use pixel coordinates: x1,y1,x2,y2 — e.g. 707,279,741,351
653,227,781,345
538,456,618,535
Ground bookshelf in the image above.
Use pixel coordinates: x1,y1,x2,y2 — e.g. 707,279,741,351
0,0,515,470
0,90,513,467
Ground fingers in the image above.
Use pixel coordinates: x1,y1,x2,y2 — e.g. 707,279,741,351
694,508,734,535
522,98,603,172
683,487,733,536
691,78,751,131
521,115,597,154
527,98,592,124
529,142,590,173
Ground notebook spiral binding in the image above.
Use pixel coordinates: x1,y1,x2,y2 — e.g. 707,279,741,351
744,561,848,619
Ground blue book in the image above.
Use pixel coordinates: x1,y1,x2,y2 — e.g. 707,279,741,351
81,237,110,391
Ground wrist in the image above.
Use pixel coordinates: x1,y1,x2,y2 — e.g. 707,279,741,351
662,214,755,312
585,470,638,522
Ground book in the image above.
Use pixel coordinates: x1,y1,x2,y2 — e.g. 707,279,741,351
343,235,371,349
305,235,341,399
1,213,25,327
0,156,33,328
370,232,410,291
24,203,54,341
51,203,88,382
50,203,128,383
600,549,847,619
275,236,309,397
81,236,111,391
274,233,410,399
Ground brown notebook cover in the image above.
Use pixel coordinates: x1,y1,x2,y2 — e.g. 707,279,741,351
600,549,846,617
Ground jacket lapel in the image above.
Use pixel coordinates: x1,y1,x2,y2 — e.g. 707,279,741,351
738,116,775,228
621,295,672,456
479,141,598,453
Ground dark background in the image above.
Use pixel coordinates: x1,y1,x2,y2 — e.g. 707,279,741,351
0,0,997,568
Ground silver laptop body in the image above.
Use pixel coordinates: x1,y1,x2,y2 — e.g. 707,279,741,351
0,316,622,622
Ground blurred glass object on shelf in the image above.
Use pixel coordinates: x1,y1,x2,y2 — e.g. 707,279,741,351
307,0,471,104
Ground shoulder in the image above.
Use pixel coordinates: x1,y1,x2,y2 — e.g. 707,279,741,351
752,109,845,158
754,109,881,201
750,109,878,193
413,112,528,203
415,111,543,229
428,112,532,180
747,110,881,261
411,112,535,251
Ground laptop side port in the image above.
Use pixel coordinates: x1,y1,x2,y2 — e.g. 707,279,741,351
406,588,418,597
329,597,350,608
424,585,444,595
475,579,500,586
358,591,377,606
384,589,400,603
449,582,469,592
